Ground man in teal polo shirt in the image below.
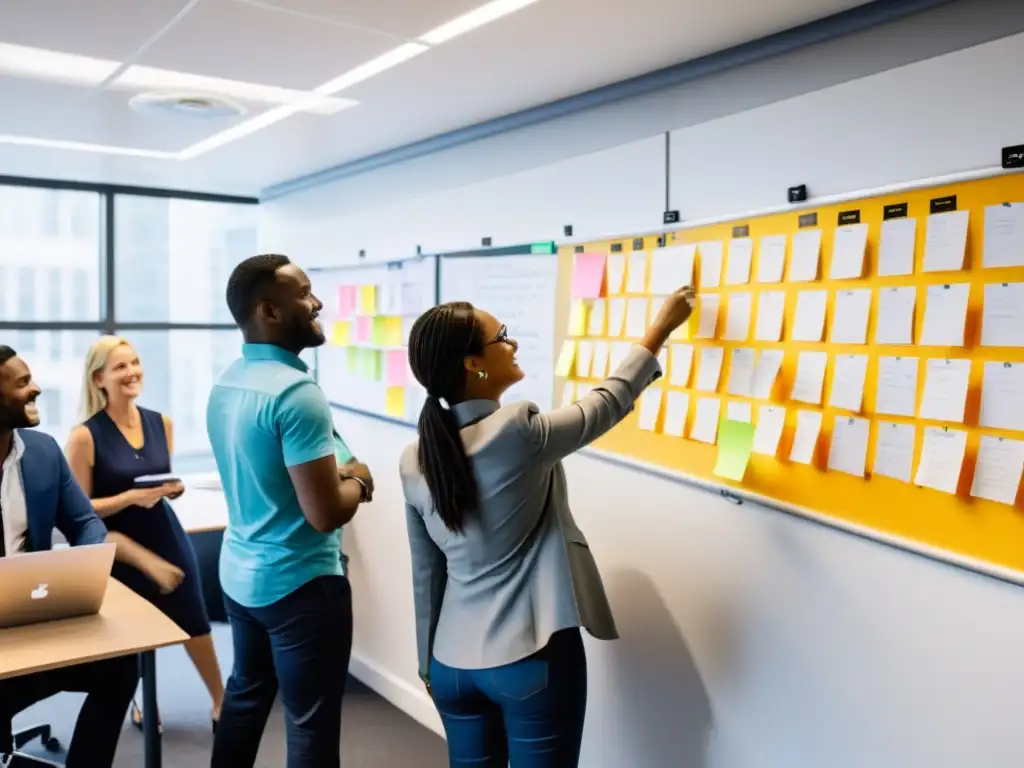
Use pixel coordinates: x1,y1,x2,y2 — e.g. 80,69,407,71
207,254,374,768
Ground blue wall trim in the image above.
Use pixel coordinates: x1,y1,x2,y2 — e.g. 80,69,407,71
261,0,952,201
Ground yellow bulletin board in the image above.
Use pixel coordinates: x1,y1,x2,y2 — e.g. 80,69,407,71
555,171,1024,582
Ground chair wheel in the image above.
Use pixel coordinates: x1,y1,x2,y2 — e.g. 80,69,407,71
43,736,62,752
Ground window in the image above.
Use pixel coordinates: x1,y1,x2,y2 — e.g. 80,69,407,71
115,197,258,324
16,331,97,449
17,268,35,321
47,269,62,320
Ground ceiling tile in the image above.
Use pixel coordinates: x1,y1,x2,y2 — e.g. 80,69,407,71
139,0,397,89
0,0,190,60
235,0,486,39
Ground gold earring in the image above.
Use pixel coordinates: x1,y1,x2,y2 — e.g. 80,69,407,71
477,371,488,380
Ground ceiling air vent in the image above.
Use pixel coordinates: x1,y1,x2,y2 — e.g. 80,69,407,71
128,91,247,119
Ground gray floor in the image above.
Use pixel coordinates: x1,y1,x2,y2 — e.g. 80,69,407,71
13,623,448,767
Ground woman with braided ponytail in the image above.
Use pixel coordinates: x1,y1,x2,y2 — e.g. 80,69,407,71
400,287,695,768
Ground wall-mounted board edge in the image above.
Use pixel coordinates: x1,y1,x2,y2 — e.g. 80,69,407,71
578,446,1024,589
328,401,418,430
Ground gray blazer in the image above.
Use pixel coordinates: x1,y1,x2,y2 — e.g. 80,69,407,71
400,346,661,679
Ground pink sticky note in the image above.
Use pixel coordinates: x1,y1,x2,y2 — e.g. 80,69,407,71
386,350,408,387
337,286,356,316
355,315,371,343
571,253,606,299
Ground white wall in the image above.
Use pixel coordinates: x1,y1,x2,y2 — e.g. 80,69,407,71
261,13,1024,768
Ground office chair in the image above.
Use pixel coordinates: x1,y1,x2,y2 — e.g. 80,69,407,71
2,723,62,767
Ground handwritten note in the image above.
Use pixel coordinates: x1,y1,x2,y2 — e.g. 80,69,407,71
980,361,1024,431
725,238,754,285
982,282,1024,347
828,354,868,413
649,244,696,294
971,436,1024,505
669,344,694,387
919,358,971,423
753,406,786,456
587,298,607,336
694,294,720,339
714,419,755,480
915,427,967,494
757,235,787,283
571,253,607,298
626,252,649,293
754,291,785,342
875,356,919,417
874,286,916,345
696,346,725,392
828,416,870,477
923,210,969,272
663,391,690,437
791,351,828,405
607,298,627,337
789,410,823,465
983,203,1024,268
751,349,784,400
724,292,752,341
789,228,822,282
878,217,917,276
606,253,627,294
873,421,915,483
691,397,721,444
637,388,663,431
829,222,869,280
830,289,871,345
727,348,756,397
792,291,828,342
920,283,970,346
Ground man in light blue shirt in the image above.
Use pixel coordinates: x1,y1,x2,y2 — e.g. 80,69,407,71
207,254,374,768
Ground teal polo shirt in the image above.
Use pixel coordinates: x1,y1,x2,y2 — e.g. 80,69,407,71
206,343,352,608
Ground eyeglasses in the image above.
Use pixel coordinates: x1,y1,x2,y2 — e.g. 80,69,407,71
485,325,509,346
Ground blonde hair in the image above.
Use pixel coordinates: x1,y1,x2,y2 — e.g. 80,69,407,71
79,335,133,422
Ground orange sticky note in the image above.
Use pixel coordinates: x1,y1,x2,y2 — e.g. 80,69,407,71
358,285,377,314
571,253,606,299
568,300,588,337
385,386,406,418
331,320,351,346
555,341,577,377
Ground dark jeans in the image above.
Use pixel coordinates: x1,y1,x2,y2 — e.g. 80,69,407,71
212,575,353,768
430,628,589,768
0,655,138,768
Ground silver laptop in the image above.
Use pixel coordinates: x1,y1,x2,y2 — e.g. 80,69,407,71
0,543,116,629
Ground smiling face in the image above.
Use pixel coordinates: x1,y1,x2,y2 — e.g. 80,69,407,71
0,355,42,430
464,309,525,399
95,344,143,404
271,263,325,351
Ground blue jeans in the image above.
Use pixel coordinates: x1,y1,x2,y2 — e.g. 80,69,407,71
212,575,353,768
430,628,588,768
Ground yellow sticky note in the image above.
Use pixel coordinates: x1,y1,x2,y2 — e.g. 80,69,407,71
713,419,755,482
568,300,589,337
555,341,577,377
384,316,404,347
331,320,351,347
385,386,406,418
358,285,377,314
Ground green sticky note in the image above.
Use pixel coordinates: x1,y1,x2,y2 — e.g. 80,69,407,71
713,419,755,482
361,349,382,381
371,316,388,346
346,347,360,374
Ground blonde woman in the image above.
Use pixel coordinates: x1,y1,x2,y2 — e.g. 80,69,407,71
65,336,224,733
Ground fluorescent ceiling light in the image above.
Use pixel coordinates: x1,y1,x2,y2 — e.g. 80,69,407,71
419,0,542,45
0,134,174,159
315,43,429,95
0,43,118,86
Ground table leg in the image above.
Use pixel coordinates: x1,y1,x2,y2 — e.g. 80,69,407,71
140,650,161,768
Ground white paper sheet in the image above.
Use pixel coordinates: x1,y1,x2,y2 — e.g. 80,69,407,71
576,383,594,399
874,286,916,345
609,341,632,372
669,344,694,387
658,346,669,374
920,283,970,346
757,235,788,283
789,410,823,464
753,406,786,456
695,346,725,392
725,238,754,285
649,244,696,294
606,253,627,294
923,210,969,273
754,291,786,342
982,282,1024,347
919,358,971,423
560,381,576,406
828,416,870,477
828,354,868,412
724,292,752,341
915,427,967,494
698,241,723,289
587,298,607,336
591,341,610,378
751,349,785,400
726,400,753,423
626,252,649,293
727,347,756,396
830,289,871,345
872,421,915,483
691,397,721,444
791,351,828,405
983,203,1024,268
694,294,720,339
878,217,917,276
792,290,828,342
875,356,919,417
625,298,649,339
607,298,627,337
829,223,869,280
971,435,1024,504
789,228,822,282
663,391,690,437
637,387,663,431
576,341,595,378
980,361,1024,431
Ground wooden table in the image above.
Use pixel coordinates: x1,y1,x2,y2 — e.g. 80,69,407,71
0,578,189,768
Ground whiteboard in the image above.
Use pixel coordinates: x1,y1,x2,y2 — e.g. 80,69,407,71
311,257,437,424
440,253,558,411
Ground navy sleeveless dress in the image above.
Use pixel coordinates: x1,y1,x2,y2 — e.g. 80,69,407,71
85,407,210,638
